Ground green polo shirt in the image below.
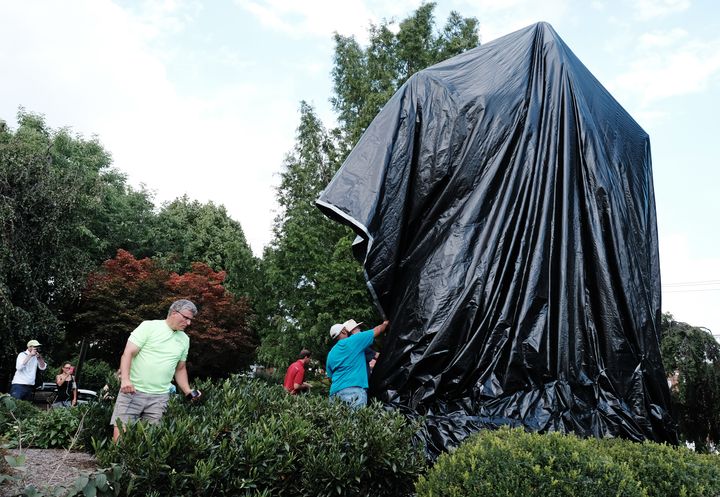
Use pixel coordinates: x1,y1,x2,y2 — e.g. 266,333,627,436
128,319,189,394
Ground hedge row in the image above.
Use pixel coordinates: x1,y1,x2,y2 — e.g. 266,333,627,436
95,376,426,497
416,426,720,497
5,384,720,497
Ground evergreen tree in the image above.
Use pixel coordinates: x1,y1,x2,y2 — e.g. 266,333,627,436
332,3,479,145
257,102,373,366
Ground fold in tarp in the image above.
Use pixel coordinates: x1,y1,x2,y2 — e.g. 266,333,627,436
317,21,677,456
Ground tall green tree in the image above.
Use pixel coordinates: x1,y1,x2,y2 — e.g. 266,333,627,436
331,3,479,145
660,313,720,452
152,196,257,298
0,111,154,386
257,5,480,366
256,102,373,366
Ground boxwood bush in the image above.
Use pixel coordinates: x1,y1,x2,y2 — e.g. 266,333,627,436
416,427,644,497
416,426,720,497
96,376,426,497
593,437,720,497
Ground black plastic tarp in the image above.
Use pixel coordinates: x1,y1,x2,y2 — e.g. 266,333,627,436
317,22,677,455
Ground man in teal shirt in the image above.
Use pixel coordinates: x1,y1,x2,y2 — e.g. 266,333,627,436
326,318,389,408
111,299,202,441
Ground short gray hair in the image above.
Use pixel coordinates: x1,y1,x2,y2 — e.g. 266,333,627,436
168,299,197,317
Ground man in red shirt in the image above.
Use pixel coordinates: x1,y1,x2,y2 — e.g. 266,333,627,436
283,349,312,394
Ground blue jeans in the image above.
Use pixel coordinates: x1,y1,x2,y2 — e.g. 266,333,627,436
10,384,34,401
332,387,367,409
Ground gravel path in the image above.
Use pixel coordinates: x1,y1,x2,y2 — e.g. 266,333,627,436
0,448,98,496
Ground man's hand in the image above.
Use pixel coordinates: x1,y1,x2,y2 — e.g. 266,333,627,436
185,389,202,403
373,320,390,337
120,379,136,394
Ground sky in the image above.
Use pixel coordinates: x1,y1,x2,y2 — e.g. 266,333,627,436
1,0,718,335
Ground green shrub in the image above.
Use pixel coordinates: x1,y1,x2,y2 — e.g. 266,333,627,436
0,395,40,439
15,405,82,449
595,438,720,497
416,427,644,497
251,367,285,386
96,376,426,496
0,393,114,451
77,399,115,453
78,358,115,392
417,427,720,497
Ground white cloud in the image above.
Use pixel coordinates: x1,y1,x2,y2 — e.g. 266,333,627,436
610,35,720,105
449,0,570,44
638,27,688,47
131,0,204,39
0,0,294,255
632,0,691,20
233,0,380,40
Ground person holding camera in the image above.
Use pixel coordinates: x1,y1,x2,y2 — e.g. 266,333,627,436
52,362,78,408
110,299,202,442
10,340,47,401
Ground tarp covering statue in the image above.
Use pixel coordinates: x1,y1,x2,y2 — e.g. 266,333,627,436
317,22,677,455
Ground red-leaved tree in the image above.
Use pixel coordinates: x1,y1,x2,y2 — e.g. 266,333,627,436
71,250,257,378
166,263,256,377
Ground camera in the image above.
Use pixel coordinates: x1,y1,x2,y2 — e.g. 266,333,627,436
185,389,202,402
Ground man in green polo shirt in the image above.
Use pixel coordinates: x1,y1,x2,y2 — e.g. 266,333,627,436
111,299,202,441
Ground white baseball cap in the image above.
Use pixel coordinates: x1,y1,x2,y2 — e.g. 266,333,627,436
329,323,344,339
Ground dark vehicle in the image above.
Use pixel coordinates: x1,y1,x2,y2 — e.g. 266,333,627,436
33,382,98,407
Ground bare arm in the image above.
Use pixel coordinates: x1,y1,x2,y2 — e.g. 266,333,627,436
174,361,191,395
293,381,311,392
119,341,141,394
72,378,78,405
373,320,390,338
56,374,65,386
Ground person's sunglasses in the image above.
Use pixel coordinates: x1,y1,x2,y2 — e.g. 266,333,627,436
175,310,194,322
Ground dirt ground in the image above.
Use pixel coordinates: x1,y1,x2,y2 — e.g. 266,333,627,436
0,448,97,496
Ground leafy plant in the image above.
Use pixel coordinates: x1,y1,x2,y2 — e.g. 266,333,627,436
96,376,425,496
72,250,257,378
14,405,81,449
417,426,720,497
416,427,644,497
75,358,114,392
595,437,720,497
0,395,39,439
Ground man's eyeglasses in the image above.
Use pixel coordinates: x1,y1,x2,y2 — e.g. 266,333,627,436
175,310,194,322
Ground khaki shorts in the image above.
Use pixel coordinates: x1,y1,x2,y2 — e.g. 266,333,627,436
110,391,169,426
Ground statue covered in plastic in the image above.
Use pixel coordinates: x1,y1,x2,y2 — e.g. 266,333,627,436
316,22,677,455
